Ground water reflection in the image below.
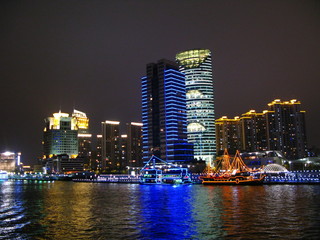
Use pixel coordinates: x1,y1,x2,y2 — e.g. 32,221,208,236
0,181,320,239
0,181,29,239
137,185,196,239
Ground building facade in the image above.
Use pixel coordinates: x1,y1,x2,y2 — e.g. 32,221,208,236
72,109,92,169
240,110,268,152
94,134,103,170
215,99,308,160
215,116,241,154
126,122,143,167
0,151,21,172
176,49,216,165
43,111,78,158
266,99,307,160
101,121,121,170
141,59,193,163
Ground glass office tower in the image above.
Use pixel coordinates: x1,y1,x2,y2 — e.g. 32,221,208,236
176,49,216,165
141,59,193,163
43,111,78,158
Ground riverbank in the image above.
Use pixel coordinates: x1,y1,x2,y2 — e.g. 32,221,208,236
6,170,320,184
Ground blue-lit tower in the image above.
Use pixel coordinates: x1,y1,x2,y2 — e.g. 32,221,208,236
176,49,216,165
141,59,193,163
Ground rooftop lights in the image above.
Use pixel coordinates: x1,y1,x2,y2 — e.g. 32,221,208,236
104,120,120,125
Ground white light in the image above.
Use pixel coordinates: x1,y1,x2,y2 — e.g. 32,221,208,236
105,120,120,125
78,134,92,138
3,151,14,156
131,122,143,126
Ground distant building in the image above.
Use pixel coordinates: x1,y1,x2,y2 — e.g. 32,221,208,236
44,154,84,174
215,99,308,160
266,99,307,159
120,134,128,169
126,122,143,167
101,121,121,170
176,49,216,165
240,110,268,152
43,111,78,159
94,134,102,170
215,116,241,154
141,59,193,163
0,151,21,172
72,109,92,169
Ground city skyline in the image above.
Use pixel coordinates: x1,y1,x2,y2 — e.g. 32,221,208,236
1,1,319,165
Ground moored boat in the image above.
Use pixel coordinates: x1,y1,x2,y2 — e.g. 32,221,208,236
200,150,265,185
201,172,265,185
140,169,163,184
162,168,193,184
139,156,193,184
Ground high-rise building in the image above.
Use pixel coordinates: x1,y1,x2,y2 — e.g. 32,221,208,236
120,134,128,168
176,49,216,165
215,99,308,160
72,109,89,133
240,110,268,152
101,120,121,170
126,122,143,167
94,134,103,170
141,59,193,163
72,109,92,169
43,111,78,158
215,116,241,154
266,99,307,159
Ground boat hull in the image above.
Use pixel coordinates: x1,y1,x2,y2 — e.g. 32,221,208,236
201,176,265,185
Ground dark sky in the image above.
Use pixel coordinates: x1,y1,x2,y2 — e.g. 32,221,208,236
1,0,320,165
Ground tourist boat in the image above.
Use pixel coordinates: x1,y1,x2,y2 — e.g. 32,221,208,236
200,150,265,185
162,168,193,184
139,156,193,184
140,168,163,184
0,170,9,181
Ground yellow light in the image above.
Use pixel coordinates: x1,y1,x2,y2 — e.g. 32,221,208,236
176,49,211,68
53,112,69,118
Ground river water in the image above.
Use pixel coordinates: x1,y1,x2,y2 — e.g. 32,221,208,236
1,181,320,239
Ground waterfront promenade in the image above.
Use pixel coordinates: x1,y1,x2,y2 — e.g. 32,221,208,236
8,170,320,184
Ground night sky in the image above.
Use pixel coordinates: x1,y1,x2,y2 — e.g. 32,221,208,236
1,0,319,165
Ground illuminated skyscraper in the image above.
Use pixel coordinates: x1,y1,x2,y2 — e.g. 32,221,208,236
141,59,193,163
43,111,78,158
266,99,307,159
215,99,308,160
240,110,268,152
72,109,92,169
101,120,121,170
215,116,241,154
176,49,216,164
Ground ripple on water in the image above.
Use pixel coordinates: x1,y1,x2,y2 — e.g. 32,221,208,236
1,182,320,239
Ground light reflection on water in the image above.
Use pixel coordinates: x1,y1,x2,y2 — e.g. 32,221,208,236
1,181,320,239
